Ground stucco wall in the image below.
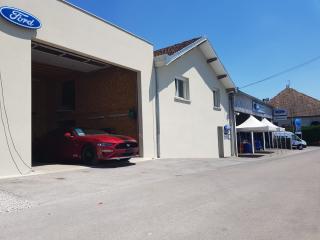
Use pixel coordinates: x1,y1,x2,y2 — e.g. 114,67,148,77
156,47,231,158
0,20,32,177
0,0,156,177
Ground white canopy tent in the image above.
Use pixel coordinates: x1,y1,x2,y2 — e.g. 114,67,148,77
236,115,270,132
261,118,285,132
261,118,285,149
236,115,274,154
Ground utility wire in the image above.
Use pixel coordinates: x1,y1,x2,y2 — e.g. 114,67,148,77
0,72,23,174
239,55,320,89
0,71,32,174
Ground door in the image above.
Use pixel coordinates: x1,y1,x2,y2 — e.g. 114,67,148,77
217,126,224,158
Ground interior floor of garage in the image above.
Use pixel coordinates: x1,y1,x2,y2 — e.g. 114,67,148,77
31,42,140,166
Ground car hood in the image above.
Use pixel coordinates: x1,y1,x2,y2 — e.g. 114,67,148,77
81,134,136,143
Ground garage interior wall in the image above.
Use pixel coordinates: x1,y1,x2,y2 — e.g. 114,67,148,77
32,62,139,147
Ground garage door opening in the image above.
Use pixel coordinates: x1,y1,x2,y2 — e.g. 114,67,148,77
31,42,141,166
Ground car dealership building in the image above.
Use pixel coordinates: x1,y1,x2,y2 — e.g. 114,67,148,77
0,0,235,178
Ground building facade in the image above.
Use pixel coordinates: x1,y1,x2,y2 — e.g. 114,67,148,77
0,0,157,177
269,87,320,128
154,37,236,158
235,90,273,124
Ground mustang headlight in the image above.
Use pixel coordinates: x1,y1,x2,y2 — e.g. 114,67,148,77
97,143,113,147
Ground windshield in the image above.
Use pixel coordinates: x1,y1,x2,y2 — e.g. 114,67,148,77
292,134,302,141
74,128,108,136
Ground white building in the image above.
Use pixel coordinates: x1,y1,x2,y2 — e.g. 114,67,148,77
0,1,236,178
154,37,236,158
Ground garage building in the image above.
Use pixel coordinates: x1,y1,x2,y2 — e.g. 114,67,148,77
0,0,156,177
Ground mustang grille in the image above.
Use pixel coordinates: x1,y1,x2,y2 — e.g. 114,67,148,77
115,142,138,149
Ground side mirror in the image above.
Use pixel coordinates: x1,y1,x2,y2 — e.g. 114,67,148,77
64,132,73,139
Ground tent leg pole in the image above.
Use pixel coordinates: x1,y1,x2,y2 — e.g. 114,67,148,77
251,131,255,154
263,132,266,150
238,132,241,154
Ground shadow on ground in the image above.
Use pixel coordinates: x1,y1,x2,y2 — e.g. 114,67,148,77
238,154,264,158
256,151,274,154
32,159,135,169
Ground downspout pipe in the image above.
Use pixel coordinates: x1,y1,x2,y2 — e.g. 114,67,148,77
228,90,237,156
154,64,161,158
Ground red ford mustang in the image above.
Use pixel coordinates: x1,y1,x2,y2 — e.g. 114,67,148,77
38,128,139,165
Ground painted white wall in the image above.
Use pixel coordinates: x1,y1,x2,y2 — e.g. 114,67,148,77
156,47,232,158
0,0,157,177
0,21,33,178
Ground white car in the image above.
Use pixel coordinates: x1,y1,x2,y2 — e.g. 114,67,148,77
274,131,307,150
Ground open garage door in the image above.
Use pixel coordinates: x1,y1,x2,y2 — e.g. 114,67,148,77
31,42,141,166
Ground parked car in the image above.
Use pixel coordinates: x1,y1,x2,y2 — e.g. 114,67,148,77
37,127,139,164
274,131,307,150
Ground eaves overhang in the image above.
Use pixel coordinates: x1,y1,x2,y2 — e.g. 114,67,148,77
154,37,236,89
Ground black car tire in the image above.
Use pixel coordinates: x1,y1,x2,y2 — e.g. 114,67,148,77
82,146,98,165
298,144,303,150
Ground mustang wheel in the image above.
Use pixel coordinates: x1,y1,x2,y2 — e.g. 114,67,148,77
82,146,98,165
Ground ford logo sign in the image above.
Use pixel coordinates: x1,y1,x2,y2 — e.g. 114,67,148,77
0,6,41,29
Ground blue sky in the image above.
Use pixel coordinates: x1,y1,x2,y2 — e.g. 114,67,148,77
68,0,320,100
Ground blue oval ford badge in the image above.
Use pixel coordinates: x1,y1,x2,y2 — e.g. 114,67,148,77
0,6,41,29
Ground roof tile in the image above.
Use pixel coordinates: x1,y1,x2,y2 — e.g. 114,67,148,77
154,37,201,57
269,87,320,117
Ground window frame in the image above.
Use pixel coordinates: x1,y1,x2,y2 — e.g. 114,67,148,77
213,87,221,110
174,76,190,102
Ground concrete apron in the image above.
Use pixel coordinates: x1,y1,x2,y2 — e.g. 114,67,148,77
0,148,318,180
0,157,156,180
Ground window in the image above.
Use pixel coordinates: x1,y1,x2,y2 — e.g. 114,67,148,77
213,88,220,109
61,80,75,110
175,77,189,101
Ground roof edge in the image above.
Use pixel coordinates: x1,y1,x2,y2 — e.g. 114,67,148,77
204,38,236,89
154,37,236,89
237,90,274,107
271,87,320,103
165,37,207,65
58,0,153,46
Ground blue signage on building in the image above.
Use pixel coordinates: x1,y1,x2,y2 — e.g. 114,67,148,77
224,125,231,135
252,101,265,114
0,6,41,29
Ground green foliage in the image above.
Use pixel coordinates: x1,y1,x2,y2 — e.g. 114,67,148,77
302,125,320,146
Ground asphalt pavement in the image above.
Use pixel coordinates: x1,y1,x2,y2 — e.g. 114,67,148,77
0,147,319,240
